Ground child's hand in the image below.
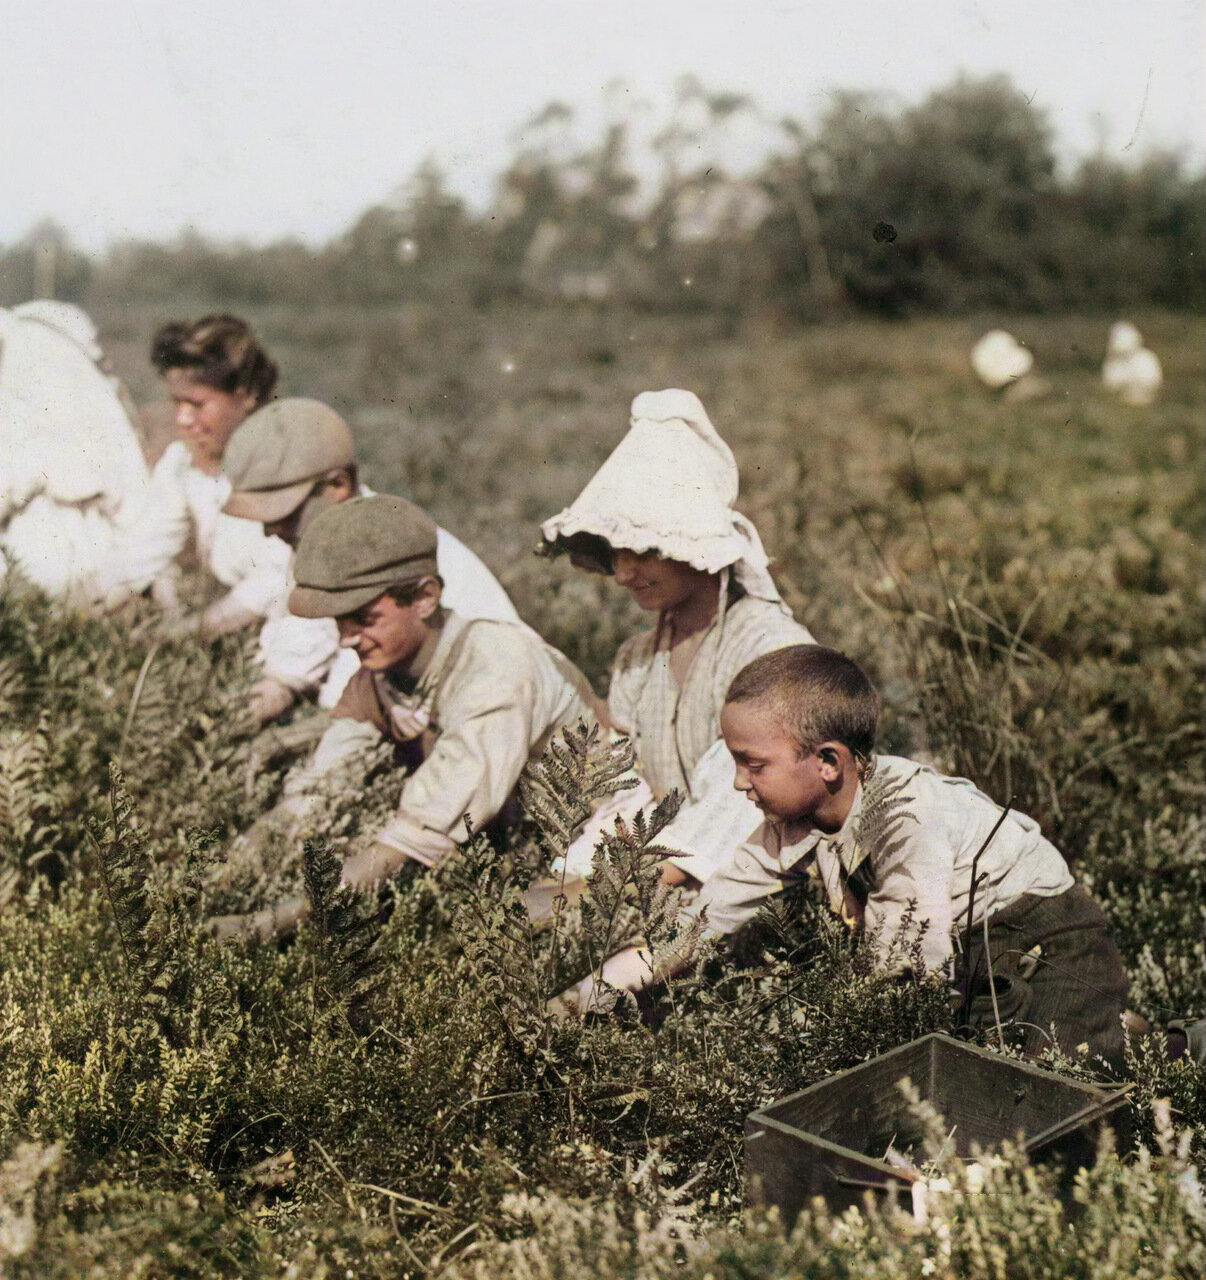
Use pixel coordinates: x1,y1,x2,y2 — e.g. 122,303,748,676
389,702,431,742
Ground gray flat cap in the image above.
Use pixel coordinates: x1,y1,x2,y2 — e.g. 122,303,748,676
223,398,355,523
289,494,439,618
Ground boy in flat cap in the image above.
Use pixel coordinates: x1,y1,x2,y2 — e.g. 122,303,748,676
220,398,518,726
223,493,596,932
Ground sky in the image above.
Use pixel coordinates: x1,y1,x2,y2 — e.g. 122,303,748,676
2,0,1203,254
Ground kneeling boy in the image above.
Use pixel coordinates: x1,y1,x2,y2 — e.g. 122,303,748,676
223,493,596,932
703,644,1128,1070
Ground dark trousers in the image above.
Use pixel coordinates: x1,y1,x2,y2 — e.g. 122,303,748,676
958,885,1129,1076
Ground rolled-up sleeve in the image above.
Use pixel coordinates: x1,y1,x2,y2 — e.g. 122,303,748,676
96,444,192,600
687,824,815,937
259,613,342,692
223,532,293,618
283,716,381,797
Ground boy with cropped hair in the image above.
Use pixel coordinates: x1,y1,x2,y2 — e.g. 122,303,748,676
705,643,1129,1070
573,643,1128,1068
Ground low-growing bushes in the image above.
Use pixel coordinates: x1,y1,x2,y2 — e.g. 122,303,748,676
0,311,1201,1276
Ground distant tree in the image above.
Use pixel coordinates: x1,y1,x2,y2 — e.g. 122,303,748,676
0,220,92,306
641,77,774,318
1057,151,1206,309
800,76,1062,314
490,96,642,302
758,90,902,316
754,116,841,316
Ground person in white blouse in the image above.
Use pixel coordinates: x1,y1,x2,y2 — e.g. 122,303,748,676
219,397,521,726
539,389,814,890
92,314,293,634
0,302,150,600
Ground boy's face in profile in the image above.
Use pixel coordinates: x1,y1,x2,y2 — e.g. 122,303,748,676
721,699,829,823
336,584,436,672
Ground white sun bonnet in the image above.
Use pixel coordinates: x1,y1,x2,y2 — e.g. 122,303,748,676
541,388,782,603
12,300,103,364
970,330,1034,389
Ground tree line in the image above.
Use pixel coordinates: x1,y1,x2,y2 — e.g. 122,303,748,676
3,73,1203,317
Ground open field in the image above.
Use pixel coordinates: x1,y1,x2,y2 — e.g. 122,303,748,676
1,303,1202,1276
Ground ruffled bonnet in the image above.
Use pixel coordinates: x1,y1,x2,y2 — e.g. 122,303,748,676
540,388,782,604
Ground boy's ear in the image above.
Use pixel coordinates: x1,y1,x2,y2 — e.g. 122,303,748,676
815,743,845,781
414,577,442,620
324,468,357,502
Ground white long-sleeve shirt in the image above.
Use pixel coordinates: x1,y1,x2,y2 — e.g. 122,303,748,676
97,441,292,616
281,611,595,868
562,593,814,883
0,306,149,599
691,755,1074,975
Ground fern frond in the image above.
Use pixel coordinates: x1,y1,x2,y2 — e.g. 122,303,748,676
848,766,918,879
90,764,154,978
519,721,638,866
0,654,27,716
301,838,385,1010
0,717,51,850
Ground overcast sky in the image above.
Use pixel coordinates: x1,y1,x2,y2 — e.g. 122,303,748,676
3,0,1203,254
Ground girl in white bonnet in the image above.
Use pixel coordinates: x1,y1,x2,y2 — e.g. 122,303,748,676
540,388,815,903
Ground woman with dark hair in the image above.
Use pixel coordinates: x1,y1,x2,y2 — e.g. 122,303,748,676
95,314,292,637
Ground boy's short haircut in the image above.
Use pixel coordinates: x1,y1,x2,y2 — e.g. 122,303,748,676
725,644,879,762
386,576,443,608
151,314,278,406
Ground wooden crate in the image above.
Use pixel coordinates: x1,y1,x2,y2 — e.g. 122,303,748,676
746,1033,1128,1223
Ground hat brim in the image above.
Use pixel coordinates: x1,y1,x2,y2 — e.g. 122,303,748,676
288,581,388,619
538,531,615,576
288,559,439,619
224,478,316,524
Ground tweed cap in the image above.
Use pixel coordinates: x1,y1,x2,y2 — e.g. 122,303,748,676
222,398,355,523
289,494,439,618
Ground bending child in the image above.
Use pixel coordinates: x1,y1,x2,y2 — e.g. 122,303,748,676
92,314,291,634
220,396,519,725
630,644,1127,1071
215,492,596,936
540,388,815,890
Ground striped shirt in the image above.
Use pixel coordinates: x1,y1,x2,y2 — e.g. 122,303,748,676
608,592,814,800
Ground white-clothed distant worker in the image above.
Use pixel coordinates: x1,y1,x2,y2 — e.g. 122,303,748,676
89,314,295,631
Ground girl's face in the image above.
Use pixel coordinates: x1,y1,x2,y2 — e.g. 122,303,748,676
165,369,256,469
611,548,716,616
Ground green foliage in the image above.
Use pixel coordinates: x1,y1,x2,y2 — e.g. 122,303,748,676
0,311,1200,1276
10,73,1203,319
300,838,386,1016
89,766,154,981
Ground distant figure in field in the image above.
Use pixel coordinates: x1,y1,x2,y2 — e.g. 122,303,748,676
90,314,293,633
0,301,149,600
1102,321,1162,406
220,397,520,726
969,329,1047,402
